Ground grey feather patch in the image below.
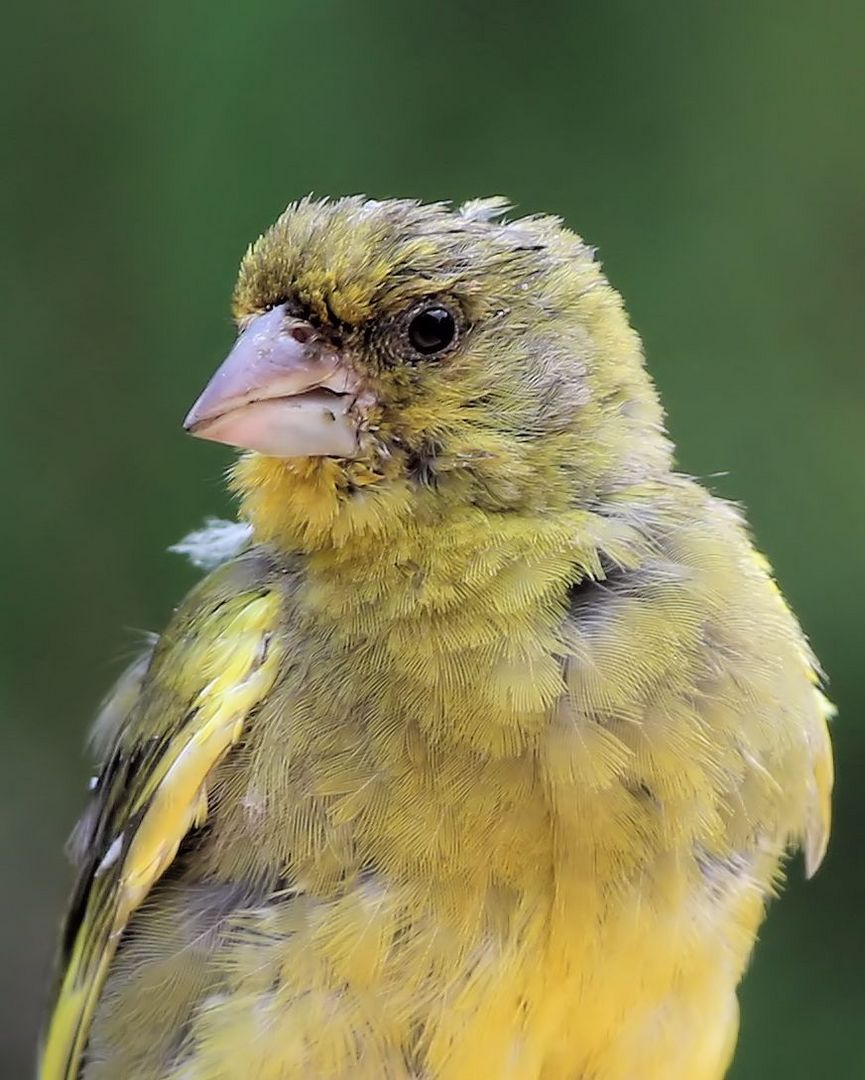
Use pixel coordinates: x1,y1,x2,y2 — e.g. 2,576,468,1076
87,637,158,758
169,518,253,570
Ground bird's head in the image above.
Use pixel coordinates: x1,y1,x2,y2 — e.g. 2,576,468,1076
184,196,670,550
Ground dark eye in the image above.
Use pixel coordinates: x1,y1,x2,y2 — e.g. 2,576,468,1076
407,306,458,356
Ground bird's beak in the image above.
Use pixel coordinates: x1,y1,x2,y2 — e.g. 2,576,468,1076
183,304,369,457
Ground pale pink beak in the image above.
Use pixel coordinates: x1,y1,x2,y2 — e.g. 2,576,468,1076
183,304,368,458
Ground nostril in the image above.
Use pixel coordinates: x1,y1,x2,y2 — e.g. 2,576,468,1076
286,322,315,345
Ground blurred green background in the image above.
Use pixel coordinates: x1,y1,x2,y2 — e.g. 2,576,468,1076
2,1,862,1075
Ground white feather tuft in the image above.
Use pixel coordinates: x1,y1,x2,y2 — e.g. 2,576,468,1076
169,517,253,570
459,196,514,223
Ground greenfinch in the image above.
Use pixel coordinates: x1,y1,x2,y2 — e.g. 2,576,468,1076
41,196,833,1079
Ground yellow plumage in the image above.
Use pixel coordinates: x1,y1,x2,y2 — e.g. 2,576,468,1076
41,196,832,1079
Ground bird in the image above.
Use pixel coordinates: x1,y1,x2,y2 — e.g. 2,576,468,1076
40,195,833,1080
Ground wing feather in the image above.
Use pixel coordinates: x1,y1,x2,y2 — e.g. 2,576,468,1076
803,689,834,878
40,565,282,1080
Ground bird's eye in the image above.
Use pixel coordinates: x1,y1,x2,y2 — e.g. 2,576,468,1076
407,305,458,356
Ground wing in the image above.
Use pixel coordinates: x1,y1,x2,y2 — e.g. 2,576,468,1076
751,550,834,878
40,551,283,1080
796,660,834,878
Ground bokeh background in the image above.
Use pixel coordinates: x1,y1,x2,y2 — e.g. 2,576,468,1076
2,2,862,1074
